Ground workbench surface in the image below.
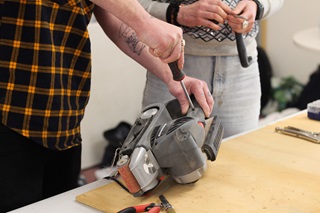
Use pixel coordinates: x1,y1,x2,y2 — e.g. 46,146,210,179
10,110,320,213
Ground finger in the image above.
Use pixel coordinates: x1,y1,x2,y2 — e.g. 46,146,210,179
196,90,214,118
149,48,160,57
204,9,227,24
179,99,190,115
203,19,222,31
189,81,214,118
175,91,190,115
177,39,185,70
160,42,176,60
227,14,253,34
231,1,247,15
161,39,184,64
218,1,233,14
150,39,177,61
204,89,214,117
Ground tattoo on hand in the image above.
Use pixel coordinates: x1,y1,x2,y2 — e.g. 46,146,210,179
119,23,146,55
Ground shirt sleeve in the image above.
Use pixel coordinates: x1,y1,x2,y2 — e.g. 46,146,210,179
259,0,285,19
138,0,170,22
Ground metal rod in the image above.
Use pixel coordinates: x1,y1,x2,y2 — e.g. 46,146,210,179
180,81,195,110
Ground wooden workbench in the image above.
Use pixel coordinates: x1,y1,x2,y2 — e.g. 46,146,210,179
76,111,320,213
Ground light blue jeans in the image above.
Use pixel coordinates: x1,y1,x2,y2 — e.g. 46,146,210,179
142,51,261,138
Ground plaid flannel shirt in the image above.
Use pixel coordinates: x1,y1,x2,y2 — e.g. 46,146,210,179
0,0,95,150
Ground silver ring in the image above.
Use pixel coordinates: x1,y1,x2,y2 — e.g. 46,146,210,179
242,20,249,29
181,39,186,47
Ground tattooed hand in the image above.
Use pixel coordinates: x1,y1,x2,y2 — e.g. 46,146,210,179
137,17,185,69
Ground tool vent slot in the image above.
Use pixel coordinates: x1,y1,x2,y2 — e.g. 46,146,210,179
167,117,192,135
150,125,160,146
213,123,224,149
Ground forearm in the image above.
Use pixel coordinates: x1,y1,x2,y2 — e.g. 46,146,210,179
93,7,214,117
91,0,184,64
93,6,173,84
91,0,152,38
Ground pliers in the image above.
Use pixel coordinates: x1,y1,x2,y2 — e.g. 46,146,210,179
275,126,320,144
117,203,161,213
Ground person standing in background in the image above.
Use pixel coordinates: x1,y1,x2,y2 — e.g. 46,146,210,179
139,0,284,137
0,0,213,212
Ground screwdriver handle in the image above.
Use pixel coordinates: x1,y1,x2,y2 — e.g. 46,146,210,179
168,61,185,81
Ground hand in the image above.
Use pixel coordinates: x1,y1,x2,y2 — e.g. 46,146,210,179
91,0,185,68
167,76,214,118
227,0,257,34
177,0,232,30
137,17,185,69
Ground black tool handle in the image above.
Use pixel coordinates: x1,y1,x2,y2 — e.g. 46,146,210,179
235,32,252,68
168,61,185,81
210,18,252,68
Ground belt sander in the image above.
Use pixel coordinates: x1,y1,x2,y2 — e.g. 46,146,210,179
114,98,224,197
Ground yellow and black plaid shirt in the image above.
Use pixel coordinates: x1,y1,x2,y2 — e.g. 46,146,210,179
0,0,95,150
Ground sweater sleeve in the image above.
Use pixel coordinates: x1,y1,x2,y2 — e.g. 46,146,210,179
138,0,170,21
259,0,284,19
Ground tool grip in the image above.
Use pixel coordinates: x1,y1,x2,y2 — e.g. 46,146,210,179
235,33,252,68
168,61,185,81
118,203,153,213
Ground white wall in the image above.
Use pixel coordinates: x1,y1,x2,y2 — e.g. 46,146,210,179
80,22,146,169
264,0,320,84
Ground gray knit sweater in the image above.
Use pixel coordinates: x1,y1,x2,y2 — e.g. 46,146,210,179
139,0,284,56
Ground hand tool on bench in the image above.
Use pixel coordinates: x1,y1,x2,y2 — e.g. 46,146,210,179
117,195,175,213
275,126,320,144
117,203,161,213
159,195,175,213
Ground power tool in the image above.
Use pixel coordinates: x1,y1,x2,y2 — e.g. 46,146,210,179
114,97,224,197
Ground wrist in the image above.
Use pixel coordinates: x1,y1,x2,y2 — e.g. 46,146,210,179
250,0,264,20
166,3,182,26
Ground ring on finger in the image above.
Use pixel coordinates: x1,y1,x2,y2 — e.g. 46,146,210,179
181,39,186,47
242,20,249,29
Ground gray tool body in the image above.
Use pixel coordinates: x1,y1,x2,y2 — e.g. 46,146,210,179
116,98,224,197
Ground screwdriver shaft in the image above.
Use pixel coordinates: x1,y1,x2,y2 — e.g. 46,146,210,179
180,81,195,110
168,61,195,111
